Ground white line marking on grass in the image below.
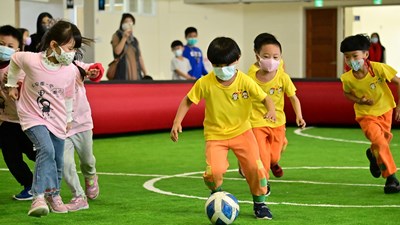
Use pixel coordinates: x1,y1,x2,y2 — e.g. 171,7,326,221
142,169,400,208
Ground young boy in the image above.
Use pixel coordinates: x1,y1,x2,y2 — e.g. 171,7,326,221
248,34,306,185
171,37,276,219
170,40,194,80
182,27,208,79
0,25,35,200
340,34,400,194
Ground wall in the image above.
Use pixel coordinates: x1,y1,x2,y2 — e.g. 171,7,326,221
0,0,15,26
345,5,400,73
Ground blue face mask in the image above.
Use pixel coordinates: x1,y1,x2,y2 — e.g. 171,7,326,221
187,38,198,46
213,64,237,81
0,45,16,61
347,59,364,72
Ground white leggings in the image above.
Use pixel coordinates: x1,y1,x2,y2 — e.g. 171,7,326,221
63,130,96,197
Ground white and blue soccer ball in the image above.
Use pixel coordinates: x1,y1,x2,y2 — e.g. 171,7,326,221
205,191,240,225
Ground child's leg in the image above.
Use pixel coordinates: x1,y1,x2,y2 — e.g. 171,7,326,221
203,140,229,192
63,136,85,197
252,127,272,180
357,110,397,178
270,126,286,165
24,125,64,196
74,130,97,178
0,122,34,189
231,130,267,199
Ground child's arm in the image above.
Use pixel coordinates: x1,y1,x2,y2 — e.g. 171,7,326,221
343,92,374,105
175,69,195,80
170,96,193,142
288,95,306,128
261,96,276,122
391,76,400,121
5,59,22,100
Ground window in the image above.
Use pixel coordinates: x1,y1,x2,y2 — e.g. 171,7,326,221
103,0,156,15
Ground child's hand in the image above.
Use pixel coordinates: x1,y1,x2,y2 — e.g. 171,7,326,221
170,124,182,142
87,63,104,82
296,117,306,128
358,96,374,105
263,111,276,123
66,122,72,133
8,87,19,101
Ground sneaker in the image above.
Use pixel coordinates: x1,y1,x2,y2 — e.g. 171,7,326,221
366,148,381,178
13,186,33,201
271,164,283,178
384,175,400,194
46,195,68,213
28,197,49,217
85,175,99,200
65,196,89,212
253,202,273,220
266,182,271,197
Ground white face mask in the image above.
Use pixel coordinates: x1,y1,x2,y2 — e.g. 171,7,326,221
174,49,183,57
54,46,75,66
122,22,133,31
371,37,379,44
346,58,364,72
213,64,237,81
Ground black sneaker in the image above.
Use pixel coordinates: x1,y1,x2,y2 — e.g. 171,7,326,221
253,202,273,220
366,149,381,178
266,182,271,197
384,175,400,194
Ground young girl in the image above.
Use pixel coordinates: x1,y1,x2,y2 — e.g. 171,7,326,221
248,34,306,188
63,57,103,212
6,20,101,217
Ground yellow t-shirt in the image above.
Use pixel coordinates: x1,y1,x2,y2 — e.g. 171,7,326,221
340,61,397,117
249,69,297,128
187,70,268,140
247,59,285,75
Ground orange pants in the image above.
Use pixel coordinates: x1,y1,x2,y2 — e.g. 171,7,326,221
356,109,397,178
253,125,286,179
203,129,268,199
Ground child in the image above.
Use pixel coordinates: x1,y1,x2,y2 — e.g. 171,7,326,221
63,56,103,212
170,37,276,220
182,27,208,79
170,40,194,80
248,34,305,186
340,34,400,194
6,20,101,217
17,28,31,51
0,25,36,201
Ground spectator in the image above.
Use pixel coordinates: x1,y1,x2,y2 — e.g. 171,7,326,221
25,12,53,52
17,28,31,51
369,32,385,63
170,40,194,80
182,27,208,79
110,13,147,80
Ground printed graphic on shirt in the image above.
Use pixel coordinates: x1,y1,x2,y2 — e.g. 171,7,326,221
369,77,383,90
37,90,53,118
232,89,249,101
32,80,66,119
190,51,202,63
268,86,283,95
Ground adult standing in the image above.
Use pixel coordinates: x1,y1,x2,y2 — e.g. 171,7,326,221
110,13,147,80
182,27,208,79
25,12,53,52
369,32,385,63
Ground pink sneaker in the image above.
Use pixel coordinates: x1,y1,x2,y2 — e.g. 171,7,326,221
46,195,68,213
28,197,49,217
65,196,89,212
85,175,99,200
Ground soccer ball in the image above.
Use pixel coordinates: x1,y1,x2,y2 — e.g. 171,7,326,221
205,191,240,225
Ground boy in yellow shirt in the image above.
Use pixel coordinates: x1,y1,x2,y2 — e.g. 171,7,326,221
340,34,400,194
170,37,276,219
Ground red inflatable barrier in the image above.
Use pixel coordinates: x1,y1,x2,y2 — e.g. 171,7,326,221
85,80,398,135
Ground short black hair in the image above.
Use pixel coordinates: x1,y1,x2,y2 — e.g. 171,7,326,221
253,33,282,53
340,34,370,53
207,37,241,65
171,40,183,48
0,25,23,49
185,27,197,38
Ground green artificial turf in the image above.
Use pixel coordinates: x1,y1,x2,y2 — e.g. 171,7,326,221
1,127,400,225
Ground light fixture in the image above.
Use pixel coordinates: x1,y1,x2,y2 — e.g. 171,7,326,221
314,0,323,7
373,0,382,4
